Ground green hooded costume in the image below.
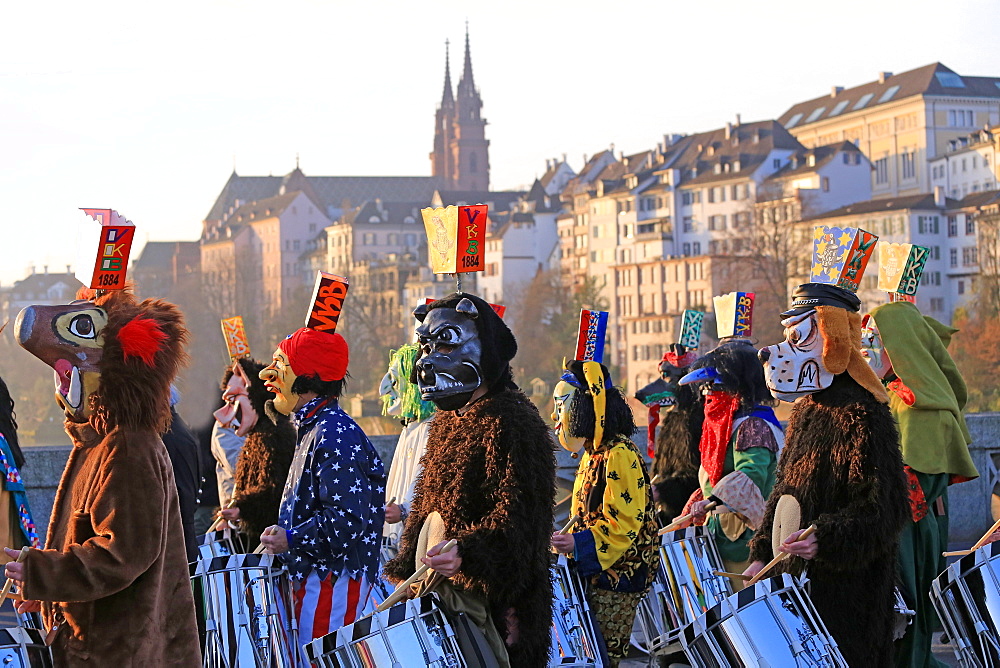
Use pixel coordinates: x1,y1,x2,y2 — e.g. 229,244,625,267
869,300,977,668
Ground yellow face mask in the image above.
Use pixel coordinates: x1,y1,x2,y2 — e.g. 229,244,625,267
551,379,583,455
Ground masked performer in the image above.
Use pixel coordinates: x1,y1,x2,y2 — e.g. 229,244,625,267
257,326,386,645
214,358,296,551
0,374,40,557
379,343,436,559
635,343,704,524
210,369,246,508
864,296,976,668
551,360,657,666
746,228,909,667
384,293,556,668
8,287,200,665
678,295,782,579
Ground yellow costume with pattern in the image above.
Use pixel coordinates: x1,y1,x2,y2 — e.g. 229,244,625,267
569,437,658,659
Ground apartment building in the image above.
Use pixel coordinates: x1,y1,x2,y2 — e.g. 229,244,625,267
929,126,1000,199
779,63,1000,199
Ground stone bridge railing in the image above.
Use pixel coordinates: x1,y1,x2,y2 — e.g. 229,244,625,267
17,415,1000,544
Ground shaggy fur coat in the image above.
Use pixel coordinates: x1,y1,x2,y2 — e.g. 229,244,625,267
232,419,295,548
748,373,908,667
384,386,556,667
24,422,200,666
651,401,703,521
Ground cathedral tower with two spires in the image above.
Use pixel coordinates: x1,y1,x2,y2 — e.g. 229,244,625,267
430,27,490,191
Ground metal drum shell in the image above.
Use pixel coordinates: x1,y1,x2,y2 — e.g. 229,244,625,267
549,554,604,667
680,573,849,668
303,595,464,668
0,626,52,667
931,541,1000,667
635,525,732,654
194,552,297,668
195,527,246,563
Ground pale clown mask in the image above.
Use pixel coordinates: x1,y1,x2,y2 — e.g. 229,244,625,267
860,315,893,380
758,309,834,402
259,348,301,416
214,362,258,436
551,379,583,453
378,353,406,416
15,302,107,422
413,301,483,411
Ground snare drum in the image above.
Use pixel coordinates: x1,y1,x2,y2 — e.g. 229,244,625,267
0,626,51,667
304,595,464,667
195,526,246,562
549,555,605,667
931,541,1000,666
193,553,297,668
635,525,732,654
681,573,848,667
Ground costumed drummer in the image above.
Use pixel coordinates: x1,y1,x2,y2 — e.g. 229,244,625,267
862,241,977,668
384,293,556,668
257,273,386,647
214,356,296,552
634,310,705,523
7,278,201,664
746,226,909,667
379,342,436,560
677,293,782,584
550,340,658,666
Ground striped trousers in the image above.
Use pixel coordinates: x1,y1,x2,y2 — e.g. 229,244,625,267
293,569,371,648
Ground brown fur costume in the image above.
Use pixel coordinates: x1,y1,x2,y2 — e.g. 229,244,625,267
18,288,200,666
384,386,556,667
225,358,296,548
650,387,704,522
749,308,907,668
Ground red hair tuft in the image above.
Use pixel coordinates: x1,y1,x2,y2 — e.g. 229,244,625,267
118,317,168,366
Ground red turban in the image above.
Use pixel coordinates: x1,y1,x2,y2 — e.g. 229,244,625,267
278,327,349,382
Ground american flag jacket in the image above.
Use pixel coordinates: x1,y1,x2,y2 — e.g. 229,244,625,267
278,396,386,582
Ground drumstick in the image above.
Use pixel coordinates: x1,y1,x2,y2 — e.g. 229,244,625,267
375,539,457,612
387,497,397,506
559,515,580,535
253,526,279,555
746,525,816,586
712,570,751,581
0,547,30,602
942,517,1000,557
209,496,239,533
658,501,719,535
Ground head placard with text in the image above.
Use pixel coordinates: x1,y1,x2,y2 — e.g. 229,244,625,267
76,208,135,290
420,205,488,274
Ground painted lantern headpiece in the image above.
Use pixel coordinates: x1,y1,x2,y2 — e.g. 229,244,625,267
553,310,609,455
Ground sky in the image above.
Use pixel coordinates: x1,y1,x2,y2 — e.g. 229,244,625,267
2,0,999,287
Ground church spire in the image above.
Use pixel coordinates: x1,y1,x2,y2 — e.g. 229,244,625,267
441,39,454,107
458,21,476,96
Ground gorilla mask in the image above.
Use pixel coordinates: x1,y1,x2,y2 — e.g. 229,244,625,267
414,298,484,410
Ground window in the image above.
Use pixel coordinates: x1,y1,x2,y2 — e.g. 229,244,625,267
805,107,827,123
707,188,715,204
878,85,900,103
874,157,889,185
958,280,965,295
917,216,940,234
682,242,691,255
963,247,979,266
470,152,478,173
773,159,781,169
901,151,916,180
731,185,740,200
692,242,701,255
936,72,966,88
950,248,958,268
682,192,693,205
948,216,958,237
708,215,727,231
853,93,875,110
966,218,976,235
785,113,803,129
930,297,944,312
362,233,376,245
822,177,830,192
683,217,694,233
948,110,974,127
829,100,850,117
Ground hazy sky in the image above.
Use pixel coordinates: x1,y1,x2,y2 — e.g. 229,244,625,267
2,0,999,286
